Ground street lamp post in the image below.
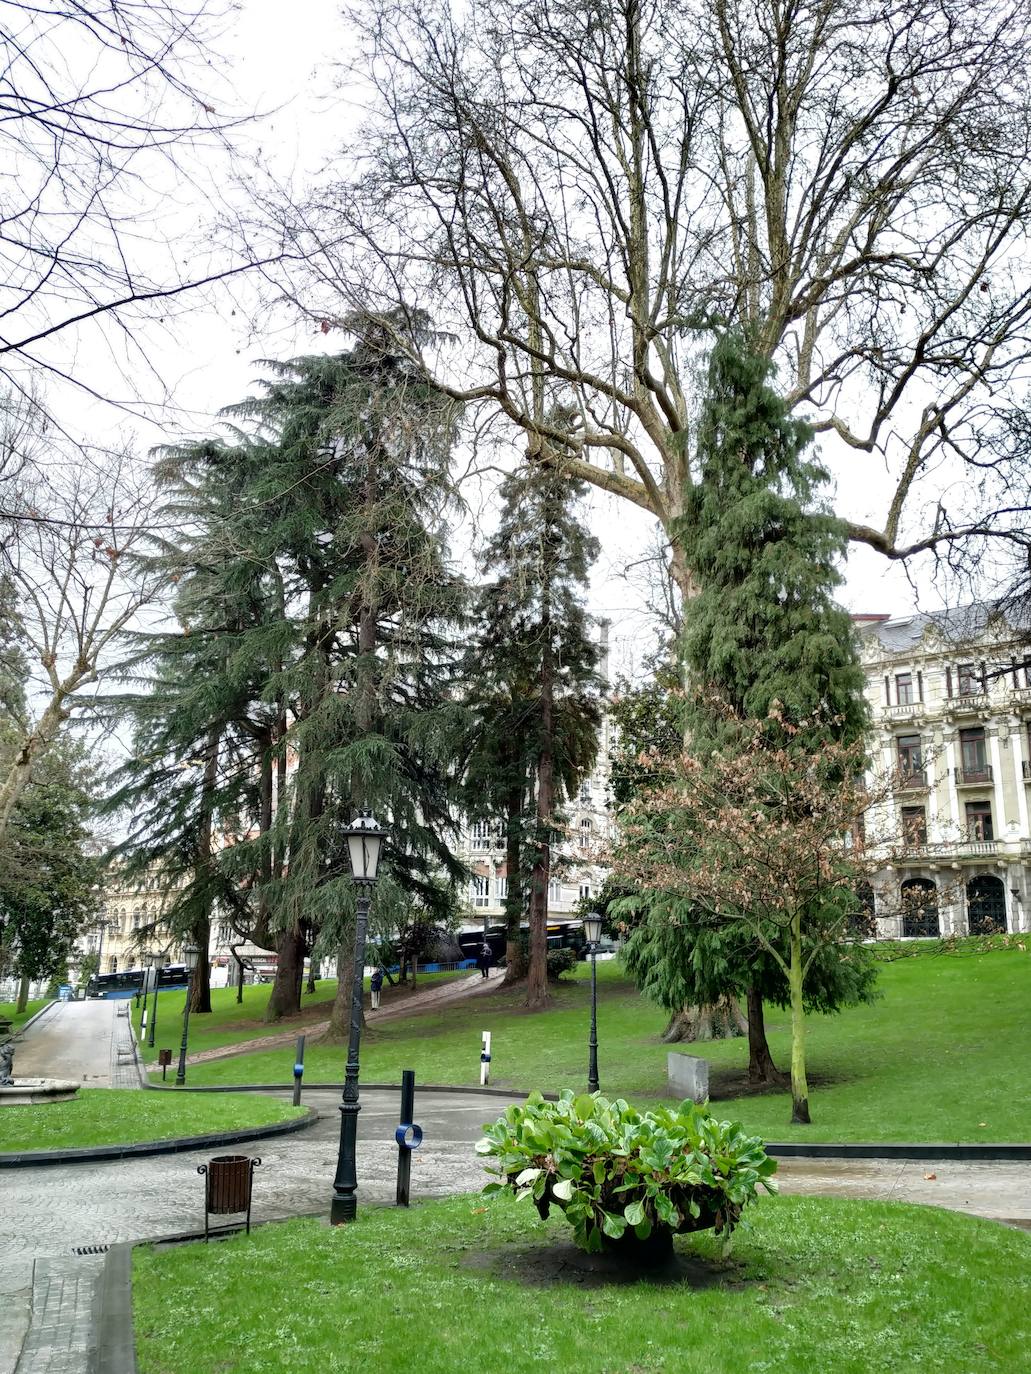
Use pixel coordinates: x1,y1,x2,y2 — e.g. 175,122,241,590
139,949,152,1018
174,944,201,1086
331,811,387,1225
584,911,602,1094
147,952,166,1049
94,918,110,978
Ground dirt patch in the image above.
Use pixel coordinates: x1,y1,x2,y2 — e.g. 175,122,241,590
460,1238,750,1290
706,1064,847,1102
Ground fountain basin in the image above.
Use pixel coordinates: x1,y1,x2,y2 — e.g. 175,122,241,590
0,1079,81,1106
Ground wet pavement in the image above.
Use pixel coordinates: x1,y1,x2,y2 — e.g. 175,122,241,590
10,1003,120,1087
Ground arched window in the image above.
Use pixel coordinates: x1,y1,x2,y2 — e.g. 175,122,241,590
900,878,939,938
966,875,1007,935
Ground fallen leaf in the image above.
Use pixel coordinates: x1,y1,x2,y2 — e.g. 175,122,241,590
923,1172,936,1181
978,1122,988,1128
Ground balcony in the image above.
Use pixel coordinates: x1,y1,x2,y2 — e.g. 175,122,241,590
953,765,993,787
945,693,988,720
895,838,1001,861
883,701,923,720
895,769,928,792
1023,760,1031,781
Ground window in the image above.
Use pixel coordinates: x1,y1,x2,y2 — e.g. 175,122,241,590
896,734,923,780
965,800,994,842
900,806,927,846
548,878,561,903
470,875,490,907
579,883,592,902
579,781,592,803
895,672,913,704
470,820,493,852
495,876,508,900
957,662,980,696
959,726,988,779
579,818,592,850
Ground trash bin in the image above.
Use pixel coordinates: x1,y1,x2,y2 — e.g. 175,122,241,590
197,1154,261,1239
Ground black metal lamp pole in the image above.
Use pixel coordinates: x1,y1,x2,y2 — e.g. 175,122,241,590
584,912,602,1094
331,812,386,1225
147,953,164,1049
175,944,200,1086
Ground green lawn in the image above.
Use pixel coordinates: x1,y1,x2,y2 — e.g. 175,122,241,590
132,1194,1031,1374
0,1087,305,1153
175,949,1031,1142
133,970,471,1067
0,997,50,1032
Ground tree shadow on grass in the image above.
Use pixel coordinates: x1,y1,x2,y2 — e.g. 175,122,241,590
706,1063,848,1102
460,1238,754,1291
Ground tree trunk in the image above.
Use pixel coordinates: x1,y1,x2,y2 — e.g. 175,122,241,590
503,782,526,984
306,960,319,993
265,925,304,1022
746,985,785,1085
526,593,555,1011
661,995,746,1044
15,973,29,1014
189,915,212,1013
327,935,366,1040
0,685,73,843
788,914,811,1124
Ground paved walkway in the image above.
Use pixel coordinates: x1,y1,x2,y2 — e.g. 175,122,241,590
11,1003,122,1087
183,968,504,1067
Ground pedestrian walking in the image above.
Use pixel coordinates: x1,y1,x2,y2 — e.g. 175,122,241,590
478,941,492,979
370,966,384,1010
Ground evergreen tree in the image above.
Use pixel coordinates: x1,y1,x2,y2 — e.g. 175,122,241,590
111,312,470,1029
613,333,874,1083
0,735,99,1010
678,333,868,752
470,457,602,1009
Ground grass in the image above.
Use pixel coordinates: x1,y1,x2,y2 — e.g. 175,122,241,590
132,1193,1031,1374
132,970,470,1066
0,1087,305,1154
176,948,1031,1143
0,997,50,1032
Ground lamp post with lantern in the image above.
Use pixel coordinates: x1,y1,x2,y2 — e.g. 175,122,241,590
330,811,387,1224
584,911,603,1094
174,943,201,1086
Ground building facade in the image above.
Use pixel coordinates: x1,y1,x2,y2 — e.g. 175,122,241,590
456,709,617,931
858,605,1031,938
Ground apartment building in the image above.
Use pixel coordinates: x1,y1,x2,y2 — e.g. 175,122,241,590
858,603,1031,938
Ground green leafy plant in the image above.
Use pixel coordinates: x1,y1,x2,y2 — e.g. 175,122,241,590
546,947,577,981
477,1089,777,1253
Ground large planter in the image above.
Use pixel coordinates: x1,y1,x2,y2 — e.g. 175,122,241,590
478,1090,777,1260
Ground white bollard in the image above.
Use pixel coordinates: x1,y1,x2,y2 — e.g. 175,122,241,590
480,1030,492,1086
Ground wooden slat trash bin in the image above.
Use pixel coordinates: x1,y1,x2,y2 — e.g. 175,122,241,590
197,1155,261,1240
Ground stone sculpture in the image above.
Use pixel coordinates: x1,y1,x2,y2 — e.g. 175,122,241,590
0,1042,14,1085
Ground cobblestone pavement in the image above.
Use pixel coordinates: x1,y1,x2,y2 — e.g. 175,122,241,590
12,1255,105,1374
12,1003,118,1087
183,968,504,1067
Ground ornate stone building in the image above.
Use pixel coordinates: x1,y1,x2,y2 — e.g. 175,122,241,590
858,604,1031,938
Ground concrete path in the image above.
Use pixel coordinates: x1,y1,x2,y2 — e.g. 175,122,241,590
183,967,504,1067
11,1003,121,1087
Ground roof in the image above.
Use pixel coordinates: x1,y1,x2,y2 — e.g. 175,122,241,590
854,599,1031,654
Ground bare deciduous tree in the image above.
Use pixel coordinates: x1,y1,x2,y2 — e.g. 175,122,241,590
0,2,281,409
0,450,164,837
264,0,1031,592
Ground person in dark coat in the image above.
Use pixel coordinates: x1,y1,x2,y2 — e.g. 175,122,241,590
478,941,492,978
370,966,384,1010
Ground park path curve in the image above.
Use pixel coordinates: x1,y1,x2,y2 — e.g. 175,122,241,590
183,967,504,1067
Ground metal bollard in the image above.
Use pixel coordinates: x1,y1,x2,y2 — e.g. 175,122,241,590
292,1034,306,1106
480,1030,491,1086
394,1069,423,1207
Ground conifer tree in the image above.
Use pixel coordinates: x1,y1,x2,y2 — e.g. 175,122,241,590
471,458,602,1009
614,333,874,1077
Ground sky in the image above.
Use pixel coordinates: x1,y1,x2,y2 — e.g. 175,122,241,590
26,0,941,685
